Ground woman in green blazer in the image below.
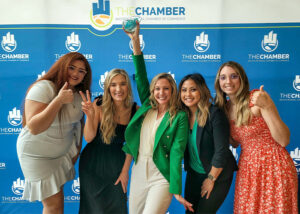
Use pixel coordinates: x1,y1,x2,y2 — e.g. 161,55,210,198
123,23,193,213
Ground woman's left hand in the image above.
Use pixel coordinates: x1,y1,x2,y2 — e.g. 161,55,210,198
201,178,215,199
252,85,273,109
174,194,194,212
115,170,129,193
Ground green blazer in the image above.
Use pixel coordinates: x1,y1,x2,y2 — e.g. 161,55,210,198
123,54,188,194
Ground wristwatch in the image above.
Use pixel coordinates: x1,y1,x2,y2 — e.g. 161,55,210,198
207,174,216,182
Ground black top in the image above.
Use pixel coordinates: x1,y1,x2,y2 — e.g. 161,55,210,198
79,101,137,214
184,104,238,182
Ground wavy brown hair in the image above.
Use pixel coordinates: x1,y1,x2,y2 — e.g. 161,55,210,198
214,61,250,126
22,52,92,126
149,73,178,122
178,73,212,127
100,69,133,144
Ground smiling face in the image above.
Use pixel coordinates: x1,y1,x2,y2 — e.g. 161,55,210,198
67,60,87,88
153,78,172,108
219,66,241,97
109,74,128,102
180,79,201,111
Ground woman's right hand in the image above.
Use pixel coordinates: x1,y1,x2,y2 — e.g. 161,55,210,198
57,82,74,104
79,90,95,118
174,194,194,212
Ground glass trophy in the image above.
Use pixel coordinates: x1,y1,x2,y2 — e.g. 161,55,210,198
122,16,142,33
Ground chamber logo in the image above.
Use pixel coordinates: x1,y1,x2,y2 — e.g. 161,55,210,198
261,31,278,53
8,107,22,126
293,75,300,92
65,32,81,52
12,178,25,196
90,0,114,31
129,35,145,51
99,71,109,89
182,32,221,63
194,32,210,53
279,76,300,101
290,147,300,174
72,177,80,194
0,162,6,169
249,30,288,62
1,32,17,52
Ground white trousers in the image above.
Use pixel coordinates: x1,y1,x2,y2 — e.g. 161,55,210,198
129,156,173,214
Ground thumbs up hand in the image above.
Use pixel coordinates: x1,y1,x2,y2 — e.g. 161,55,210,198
251,85,272,109
57,82,74,104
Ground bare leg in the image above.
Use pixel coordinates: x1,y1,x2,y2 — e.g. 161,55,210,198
42,188,64,214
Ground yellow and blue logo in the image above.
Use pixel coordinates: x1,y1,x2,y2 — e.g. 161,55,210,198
90,0,114,31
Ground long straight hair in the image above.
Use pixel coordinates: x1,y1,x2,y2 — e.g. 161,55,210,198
178,73,212,127
214,61,250,126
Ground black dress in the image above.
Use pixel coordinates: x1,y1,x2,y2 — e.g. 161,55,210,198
79,102,137,214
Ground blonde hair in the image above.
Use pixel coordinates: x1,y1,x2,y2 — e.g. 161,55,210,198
100,69,133,144
149,73,178,121
178,74,212,127
214,61,250,126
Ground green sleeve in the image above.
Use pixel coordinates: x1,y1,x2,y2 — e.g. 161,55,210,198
122,143,130,154
132,54,150,104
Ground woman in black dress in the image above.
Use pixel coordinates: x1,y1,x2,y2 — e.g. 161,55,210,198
78,69,137,214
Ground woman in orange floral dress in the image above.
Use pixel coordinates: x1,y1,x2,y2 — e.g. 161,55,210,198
214,61,298,214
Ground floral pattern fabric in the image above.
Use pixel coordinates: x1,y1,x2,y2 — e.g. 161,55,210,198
231,90,298,214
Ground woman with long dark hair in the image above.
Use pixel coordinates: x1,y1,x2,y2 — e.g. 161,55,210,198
178,73,237,213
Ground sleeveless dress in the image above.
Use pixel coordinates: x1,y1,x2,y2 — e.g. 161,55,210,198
231,90,298,214
79,102,137,214
17,80,82,202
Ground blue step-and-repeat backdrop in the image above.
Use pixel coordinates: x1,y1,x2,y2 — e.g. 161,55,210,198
0,0,300,213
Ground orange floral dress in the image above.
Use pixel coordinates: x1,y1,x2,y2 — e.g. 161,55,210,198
231,90,298,214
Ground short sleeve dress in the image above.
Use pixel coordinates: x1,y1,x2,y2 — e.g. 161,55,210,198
16,80,83,202
79,102,137,214
231,90,298,214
